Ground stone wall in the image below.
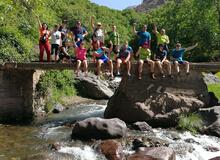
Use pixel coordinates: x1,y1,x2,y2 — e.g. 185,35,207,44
0,69,36,123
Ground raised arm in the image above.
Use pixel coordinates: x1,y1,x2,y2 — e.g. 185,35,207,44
91,16,95,31
185,43,198,52
133,23,138,34
35,15,42,29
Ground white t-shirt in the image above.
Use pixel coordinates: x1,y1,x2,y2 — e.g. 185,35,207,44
94,28,104,42
51,30,61,45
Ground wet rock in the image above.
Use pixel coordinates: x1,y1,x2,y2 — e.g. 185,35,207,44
209,157,220,160
128,147,176,160
71,117,127,140
199,106,220,137
132,138,147,150
127,154,157,160
131,122,153,132
97,140,124,160
204,146,219,152
52,103,64,113
49,143,61,151
75,73,113,99
184,138,197,144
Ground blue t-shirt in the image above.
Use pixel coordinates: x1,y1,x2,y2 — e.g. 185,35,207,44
96,48,108,60
118,46,133,58
72,26,87,41
156,50,167,61
172,48,185,61
137,31,151,46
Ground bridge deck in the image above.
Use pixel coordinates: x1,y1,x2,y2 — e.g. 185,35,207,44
0,62,220,72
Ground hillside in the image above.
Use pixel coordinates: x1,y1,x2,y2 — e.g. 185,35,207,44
135,0,167,12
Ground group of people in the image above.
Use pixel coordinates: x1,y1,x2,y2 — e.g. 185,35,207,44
37,15,198,79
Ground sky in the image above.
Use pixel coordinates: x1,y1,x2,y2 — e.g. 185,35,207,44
90,0,143,10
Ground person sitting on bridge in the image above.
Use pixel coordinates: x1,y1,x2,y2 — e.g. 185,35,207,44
70,20,88,47
136,42,156,80
36,15,51,62
92,40,114,79
133,23,151,48
155,44,172,78
115,41,132,76
73,36,88,77
172,42,198,75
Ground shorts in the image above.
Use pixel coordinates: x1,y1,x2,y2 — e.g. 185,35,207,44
51,44,59,55
98,56,109,64
117,57,127,63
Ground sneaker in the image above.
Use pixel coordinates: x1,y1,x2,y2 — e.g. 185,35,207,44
161,74,165,78
138,76,142,80
151,73,156,80
127,73,131,77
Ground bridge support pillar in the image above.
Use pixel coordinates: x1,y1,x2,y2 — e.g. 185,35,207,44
0,69,35,123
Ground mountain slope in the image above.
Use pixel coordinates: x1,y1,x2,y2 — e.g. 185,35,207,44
135,0,167,12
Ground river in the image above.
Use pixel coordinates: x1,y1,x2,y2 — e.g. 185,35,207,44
0,101,220,160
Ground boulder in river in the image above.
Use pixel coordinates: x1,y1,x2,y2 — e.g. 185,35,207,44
71,117,127,140
75,73,114,99
104,70,209,127
105,91,204,127
97,140,124,160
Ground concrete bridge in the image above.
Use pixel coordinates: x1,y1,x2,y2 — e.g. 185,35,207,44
0,62,220,123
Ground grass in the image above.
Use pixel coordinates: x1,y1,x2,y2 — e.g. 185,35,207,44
207,72,220,100
177,113,203,134
36,70,77,112
208,83,220,100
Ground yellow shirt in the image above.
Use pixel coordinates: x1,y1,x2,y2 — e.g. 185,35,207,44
156,31,169,45
139,47,151,60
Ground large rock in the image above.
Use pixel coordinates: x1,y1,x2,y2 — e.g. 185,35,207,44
199,106,220,137
75,73,114,99
127,147,176,160
71,117,127,140
104,69,209,127
97,140,124,160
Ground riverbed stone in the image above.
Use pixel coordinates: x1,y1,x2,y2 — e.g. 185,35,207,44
131,122,153,132
71,117,127,140
97,140,124,160
52,103,65,113
128,147,175,160
75,73,114,99
199,106,220,137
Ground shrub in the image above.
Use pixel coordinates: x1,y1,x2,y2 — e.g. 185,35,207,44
177,113,203,134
